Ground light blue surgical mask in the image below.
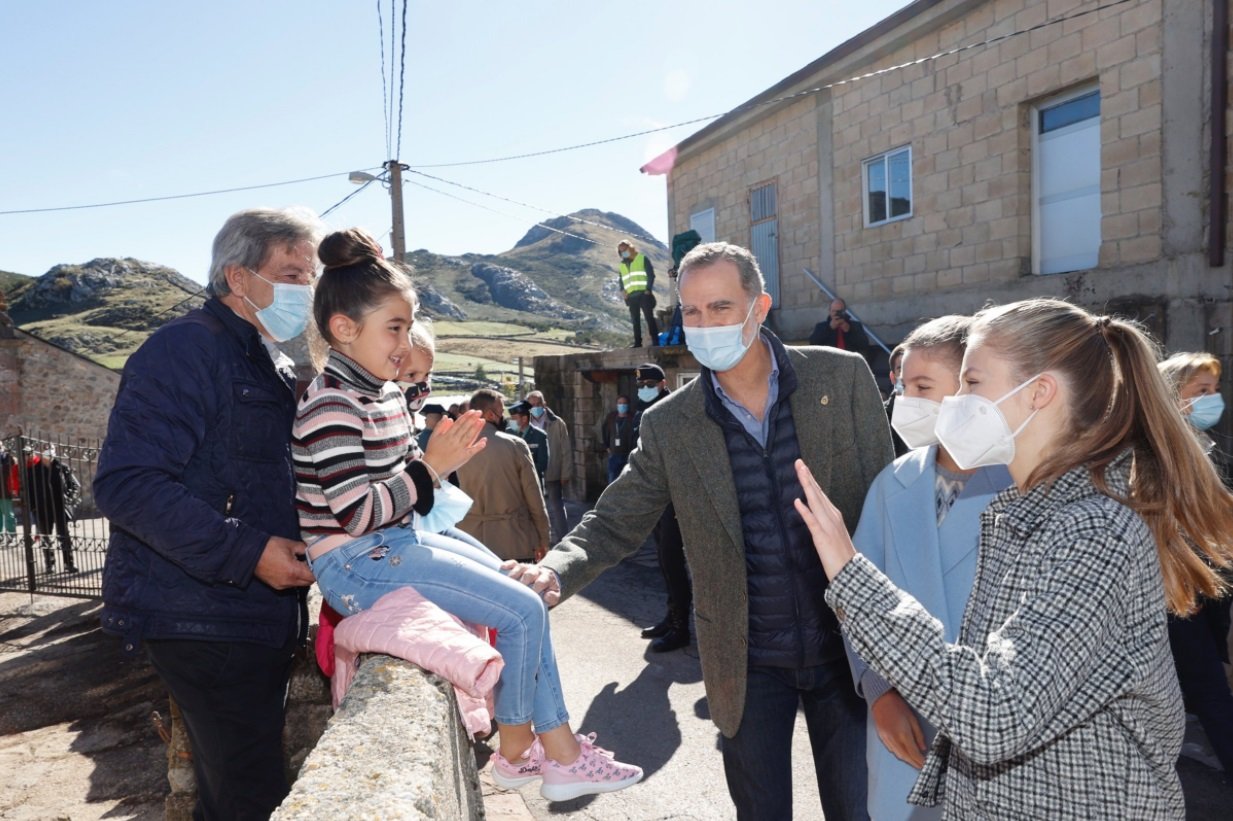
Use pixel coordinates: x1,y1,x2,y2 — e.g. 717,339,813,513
244,269,312,342
1186,393,1225,431
638,386,659,403
617,403,629,414
685,299,760,373
414,481,474,533
530,406,546,419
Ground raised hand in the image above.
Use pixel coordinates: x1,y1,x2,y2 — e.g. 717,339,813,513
792,459,857,580
422,410,487,477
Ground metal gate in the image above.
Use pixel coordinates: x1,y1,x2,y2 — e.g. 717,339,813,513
0,431,106,598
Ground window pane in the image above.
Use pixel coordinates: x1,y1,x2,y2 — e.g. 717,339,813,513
888,150,911,218
866,159,887,223
1039,91,1100,134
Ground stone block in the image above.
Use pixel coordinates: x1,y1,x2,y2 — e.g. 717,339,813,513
1096,34,1137,70
1120,235,1162,264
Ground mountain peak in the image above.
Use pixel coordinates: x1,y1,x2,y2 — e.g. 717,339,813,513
513,210,665,253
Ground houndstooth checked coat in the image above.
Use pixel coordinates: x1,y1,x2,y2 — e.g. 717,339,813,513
826,456,1185,819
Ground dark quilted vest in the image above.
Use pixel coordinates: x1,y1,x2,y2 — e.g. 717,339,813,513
702,338,843,668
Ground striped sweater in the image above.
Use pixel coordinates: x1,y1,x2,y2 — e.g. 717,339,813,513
293,350,433,554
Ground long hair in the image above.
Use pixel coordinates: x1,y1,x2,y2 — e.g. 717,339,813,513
971,298,1233,614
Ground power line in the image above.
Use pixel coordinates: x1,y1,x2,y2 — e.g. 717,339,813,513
388,0,396,159
403,177,599,246
0,169,382,216
405,168,662,246
321,177,380,218
376,0,390,160
395,0,408,160
406,0,1134,170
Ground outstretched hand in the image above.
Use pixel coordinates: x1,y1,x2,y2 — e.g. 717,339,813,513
422,410,487,477
792,459,857,580
501,560,561,606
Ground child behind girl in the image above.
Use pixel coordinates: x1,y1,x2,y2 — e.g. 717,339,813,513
849,315,1012,821
293,228,642,802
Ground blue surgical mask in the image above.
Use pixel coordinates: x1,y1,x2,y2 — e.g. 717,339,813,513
685,299,759,372
414,481,474,533
637,386,659,403
530,406,546,419
244,269,312,342
1187,393,1225,431
617,403,629,414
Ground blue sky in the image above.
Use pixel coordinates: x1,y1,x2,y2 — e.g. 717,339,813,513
0,1,910,285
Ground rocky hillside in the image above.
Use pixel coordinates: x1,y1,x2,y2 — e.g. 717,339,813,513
3,210,671,365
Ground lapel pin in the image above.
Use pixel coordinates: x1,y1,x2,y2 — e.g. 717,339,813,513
820,395,830,406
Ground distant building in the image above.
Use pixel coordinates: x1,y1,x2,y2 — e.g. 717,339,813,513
641,0,1231,357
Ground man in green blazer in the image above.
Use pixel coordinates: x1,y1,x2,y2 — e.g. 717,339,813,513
510,242,892,820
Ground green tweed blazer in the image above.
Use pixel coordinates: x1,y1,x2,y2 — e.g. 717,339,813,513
541,343,893,737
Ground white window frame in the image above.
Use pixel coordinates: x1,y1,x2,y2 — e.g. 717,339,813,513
1031,84,1101,275
862,145,913,227
690,207,716,243
676,371,699,388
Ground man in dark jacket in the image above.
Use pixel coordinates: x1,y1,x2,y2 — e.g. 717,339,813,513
94,207,320,820
809,298,872,362
631,363,692,653
510,401,549,488
598,394,635,482
508,243,892,820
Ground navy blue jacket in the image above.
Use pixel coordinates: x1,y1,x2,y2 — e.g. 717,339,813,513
95,298,303,652
703,335,843,668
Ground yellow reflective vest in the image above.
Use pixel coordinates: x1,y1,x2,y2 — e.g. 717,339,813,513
618,254,649,295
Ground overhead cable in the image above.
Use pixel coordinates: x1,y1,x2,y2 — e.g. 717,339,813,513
403,177,599,246
376,0,390,159
406,0,1134,169
0,169,383,216
405,168,661,246
395,0,408,160
321,177,380,218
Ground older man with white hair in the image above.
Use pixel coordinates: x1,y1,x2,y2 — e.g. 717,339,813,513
95,207,321,820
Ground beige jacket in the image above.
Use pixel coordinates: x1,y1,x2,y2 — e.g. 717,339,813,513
456,425,551,561
539,409,573,483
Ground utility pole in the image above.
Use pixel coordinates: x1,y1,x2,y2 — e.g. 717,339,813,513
386,160,408,264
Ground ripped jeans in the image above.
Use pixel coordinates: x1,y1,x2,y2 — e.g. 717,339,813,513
308,525,570,732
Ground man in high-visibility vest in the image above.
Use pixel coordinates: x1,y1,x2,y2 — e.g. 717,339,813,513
617,239,659,347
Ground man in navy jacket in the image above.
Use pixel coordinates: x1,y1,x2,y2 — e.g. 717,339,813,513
95,207,320,820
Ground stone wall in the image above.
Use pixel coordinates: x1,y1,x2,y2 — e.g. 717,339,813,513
0,330,119,443
274,655,483,820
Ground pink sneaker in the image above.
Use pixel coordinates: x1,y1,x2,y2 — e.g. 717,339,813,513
540,732,643,802
490,740,544,789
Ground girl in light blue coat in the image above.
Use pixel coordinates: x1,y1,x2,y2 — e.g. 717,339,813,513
847,316,1011,820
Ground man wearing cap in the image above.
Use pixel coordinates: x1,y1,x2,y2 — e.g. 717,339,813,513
507,242,892,820
632,362,691,653
510,401,549,489
598,394,636,483
617,239,660,348
455,389,550,562
416,403,447,453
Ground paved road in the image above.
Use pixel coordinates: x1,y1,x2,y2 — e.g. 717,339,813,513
485,513,1233,820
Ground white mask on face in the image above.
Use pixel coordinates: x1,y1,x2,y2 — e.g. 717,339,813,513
684,298,760,373
934,374,1043,470
890,396,942,449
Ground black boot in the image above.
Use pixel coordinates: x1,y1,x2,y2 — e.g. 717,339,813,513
641,617,671,639
650,622,690,653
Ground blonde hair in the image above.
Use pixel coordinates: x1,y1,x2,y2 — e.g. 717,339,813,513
971,298,1233,614
409,316,435,355
1158,352,1221,396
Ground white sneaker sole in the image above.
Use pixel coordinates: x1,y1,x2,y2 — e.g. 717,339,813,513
539,772,643,802
491,769,541,790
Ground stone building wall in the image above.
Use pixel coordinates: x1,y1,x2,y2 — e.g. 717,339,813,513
0,330,119,444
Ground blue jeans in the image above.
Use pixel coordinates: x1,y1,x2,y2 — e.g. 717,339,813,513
606,453,628,483
308,526,570,732
721,662,869,821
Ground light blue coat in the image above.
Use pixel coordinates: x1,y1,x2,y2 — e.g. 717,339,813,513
848,446,1011,821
